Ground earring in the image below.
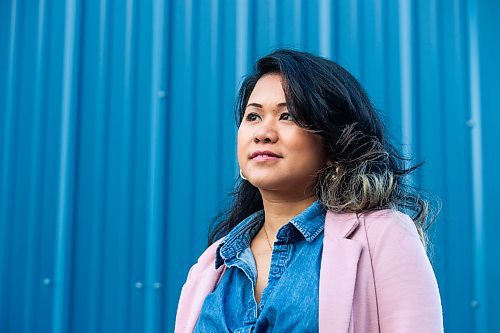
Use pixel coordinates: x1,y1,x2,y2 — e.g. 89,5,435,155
239,169,247,180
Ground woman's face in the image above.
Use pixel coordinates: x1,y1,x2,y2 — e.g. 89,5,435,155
237,74,328,196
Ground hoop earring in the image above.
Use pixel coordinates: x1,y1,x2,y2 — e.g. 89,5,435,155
239,169,247,180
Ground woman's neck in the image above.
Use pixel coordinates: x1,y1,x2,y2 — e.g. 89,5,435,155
260,193,317,237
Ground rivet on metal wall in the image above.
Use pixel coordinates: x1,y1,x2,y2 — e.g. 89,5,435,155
157,90,166,99
466,119,476,128
153,282,161,289
43,278,51,286
470,300,479,308
135,282,143,289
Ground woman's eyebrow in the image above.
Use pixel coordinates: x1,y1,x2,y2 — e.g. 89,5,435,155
245,102,287,109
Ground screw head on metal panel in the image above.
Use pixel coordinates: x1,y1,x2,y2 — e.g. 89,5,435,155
135,282,143,289
158,90,166,99
470,300,479,308
466,119,476,128
153,282,161,289
43,278,51,286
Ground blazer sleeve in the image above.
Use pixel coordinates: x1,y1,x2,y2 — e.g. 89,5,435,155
365,212,443,333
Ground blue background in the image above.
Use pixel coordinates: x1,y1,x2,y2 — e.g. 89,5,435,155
0,0,499,332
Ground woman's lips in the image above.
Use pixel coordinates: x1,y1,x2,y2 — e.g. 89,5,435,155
252,155,281,162
250,150,282,159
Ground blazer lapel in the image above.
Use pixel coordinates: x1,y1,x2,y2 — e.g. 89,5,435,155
319,211,362,333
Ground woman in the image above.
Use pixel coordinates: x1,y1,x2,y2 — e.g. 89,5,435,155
175,49,443,332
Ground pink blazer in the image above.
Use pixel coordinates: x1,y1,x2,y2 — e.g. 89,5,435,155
175,209,443,332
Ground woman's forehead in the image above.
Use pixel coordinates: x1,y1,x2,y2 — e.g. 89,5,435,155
247,74,286,103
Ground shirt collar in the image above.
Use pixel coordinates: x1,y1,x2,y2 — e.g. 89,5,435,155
215,200,326,268
215,210,264,268
289,200,326,242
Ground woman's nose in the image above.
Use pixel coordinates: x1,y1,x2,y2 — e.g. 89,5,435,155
253,124,278,143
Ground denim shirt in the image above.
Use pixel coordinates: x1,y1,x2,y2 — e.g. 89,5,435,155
193,200,326,333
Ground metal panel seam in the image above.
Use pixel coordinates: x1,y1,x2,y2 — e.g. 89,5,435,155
466,0,486,331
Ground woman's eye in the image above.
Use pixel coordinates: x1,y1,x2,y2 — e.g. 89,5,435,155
280,112,294,121
245,112,260,121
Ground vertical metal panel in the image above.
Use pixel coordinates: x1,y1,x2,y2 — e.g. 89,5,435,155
318,0,332,58
337,0,361,75
398,0,415,155
52,0,80,331
0,0,499,332
466,0,486,331
71,0,109,331
437,0,475,331
0,0,17,328
360,0,385,109
477,2,500,332
25,0,47,330
145,0,167,331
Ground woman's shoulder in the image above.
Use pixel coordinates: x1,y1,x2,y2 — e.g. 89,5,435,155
326,208,418,240
186,239,224,281
355,209,423,251
361,209,418,235
200,239,223,260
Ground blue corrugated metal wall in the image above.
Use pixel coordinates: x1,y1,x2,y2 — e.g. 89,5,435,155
0,0,499,332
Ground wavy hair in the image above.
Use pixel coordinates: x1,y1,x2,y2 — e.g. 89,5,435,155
208,49,438,247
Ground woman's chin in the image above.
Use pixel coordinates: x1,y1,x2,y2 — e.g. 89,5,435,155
250,178,301,193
